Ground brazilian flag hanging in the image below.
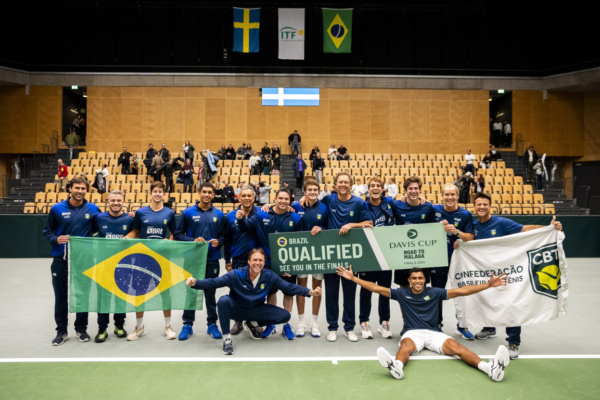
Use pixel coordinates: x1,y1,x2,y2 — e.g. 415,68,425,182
322,8,353,53
69,237,207,313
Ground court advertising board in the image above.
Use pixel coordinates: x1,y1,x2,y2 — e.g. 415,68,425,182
269,224,448,275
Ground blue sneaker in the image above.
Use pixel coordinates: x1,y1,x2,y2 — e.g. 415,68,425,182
207,323,222,339
282,323,295,340
178,324,193,340
455,325,474,340
262,324,276,338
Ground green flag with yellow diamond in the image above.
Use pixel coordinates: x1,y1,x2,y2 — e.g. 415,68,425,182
68,237,207,313
323,8,352,53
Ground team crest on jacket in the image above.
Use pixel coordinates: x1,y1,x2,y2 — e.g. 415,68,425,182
213,217,217,222
421,214,425,219
491,229,496,235
85,214,90,219
164,219,167,225
261,284,265,290
123,225,127,231
350,211,354,217
317,214,321,220
289,221,293,226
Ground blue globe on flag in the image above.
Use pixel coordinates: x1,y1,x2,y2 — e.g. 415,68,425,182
331,24,345,38
114,253,162,296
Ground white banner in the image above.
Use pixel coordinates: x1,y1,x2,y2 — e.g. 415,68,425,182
450,226,568,328
278,8,305,60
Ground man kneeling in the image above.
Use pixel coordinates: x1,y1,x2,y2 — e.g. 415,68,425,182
186,249,321,355
337,266,510,382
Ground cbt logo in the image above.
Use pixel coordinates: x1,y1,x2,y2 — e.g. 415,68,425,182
407,229,418,239
526,243,561,299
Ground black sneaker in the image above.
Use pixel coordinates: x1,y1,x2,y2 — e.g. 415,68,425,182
243,321,263,340
52,332,69,346
114,324,128,338
76,331,91,342
222,338,234,355
95,329,108,343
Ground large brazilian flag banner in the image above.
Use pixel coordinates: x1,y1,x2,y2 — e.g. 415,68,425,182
269,224,448,275
68,237,207,313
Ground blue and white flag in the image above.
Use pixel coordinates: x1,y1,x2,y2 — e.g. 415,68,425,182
262,88,319,107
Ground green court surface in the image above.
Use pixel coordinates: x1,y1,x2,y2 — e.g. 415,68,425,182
1,359,599,400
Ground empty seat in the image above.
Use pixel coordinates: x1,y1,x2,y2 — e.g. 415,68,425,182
512,194,523,205
501,194,512,204
45,183,56,193
544,204,555,214
533,194,543,204
35,193,46,203
522,194,533,204
23,203,37,214
522,206,533,215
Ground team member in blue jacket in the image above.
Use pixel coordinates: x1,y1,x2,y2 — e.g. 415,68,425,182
185,249,322,355
124,181,178,341
390,176,436,289
290,178,328,338
174,182,226,341
92,189,133,343
431,183,475,339
359,177,395,340
237,188,302,340
224,185,259,335
43,177,100,346
298,172,372,343
456,192,563,359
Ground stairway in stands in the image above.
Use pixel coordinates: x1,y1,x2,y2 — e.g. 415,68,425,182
279,154,305,200
500,150,585,215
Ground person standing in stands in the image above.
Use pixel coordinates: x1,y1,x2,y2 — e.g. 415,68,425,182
118,147,132,175
174,182,226,341
157,159,175,193
181,158,195,193
523,146,538,184
42,177,100,346
65,130,79,161
182,140,195,166
145,144,156,168
503,120,512,148
492,120,503,148
312,151,325,184
152,152,164,182
288,130,302,158
292,154,307,190
464,149,476,176
271,142,281,160
159,143,170,163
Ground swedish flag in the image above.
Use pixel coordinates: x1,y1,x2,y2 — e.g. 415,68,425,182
233,8,260,53
69,237,207,313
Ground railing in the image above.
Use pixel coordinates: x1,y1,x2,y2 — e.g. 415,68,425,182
590,196,600,216
575,186,590,209
32,151,42,171
50,130,58,154
21,158,33,179
41,144,51,164
516,133,524,157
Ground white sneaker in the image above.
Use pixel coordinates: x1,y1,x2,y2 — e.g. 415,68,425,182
296,323,306,337
378,321,393,339
361,322,374,339
344,330,359,342
164,325,177,340
489,345,510,382
310,323,321,338
326,331,337,342
126,325,145,341
377,347,404,380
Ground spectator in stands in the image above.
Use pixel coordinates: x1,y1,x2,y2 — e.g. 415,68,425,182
533,160,544,191
454,175,463,193
253,181,261,204
151,152,164,182
181,159,195,193
198,161,206,185
261,142,271,159
489,145,501,161
223,181,234,203
328,144,338,161
492,120,503,148
337,143,350,161
271,155,281,175
118,147,132,175
57,159,68,193
217,145,227,160
282,182,295,202
244,143,254,160
65,130,79,161
157,159,175,193
310,145,320,161
233,182,243,202
144,144,155,168
480,152,493,171
94,164,109,194
523,146,538,184
272,142,281,159
72,114,81,132
503,120,512,148
318,185,332,200
225,144,236,160
385,177,398,200
460,172,475,204
464,149,476,175
78,117,86,145
258,182,272,205
183,141,195,166
250,151,262,175
292,154,307,190
200,149,220,180
288,130,302,158
352,178,367,198
313,151,325,184
236,143,247,160
214,182,224,204
475,174,485,194
159,143,170,163
130,155,139,175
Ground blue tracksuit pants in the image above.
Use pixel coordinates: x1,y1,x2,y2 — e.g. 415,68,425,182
324,273,357,332
183,260,220,326
217,295,290,335
358,271,392,324
51,258,88,334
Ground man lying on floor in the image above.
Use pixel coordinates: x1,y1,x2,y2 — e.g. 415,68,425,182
185,248,322,355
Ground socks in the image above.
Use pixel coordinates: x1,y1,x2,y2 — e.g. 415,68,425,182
298,314,305,323
223,334,231,340
136,318,144,328
478,361,491,375
165,317,171,327
311,315,318,325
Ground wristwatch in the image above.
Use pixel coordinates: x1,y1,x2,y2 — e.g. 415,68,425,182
456,229,461,236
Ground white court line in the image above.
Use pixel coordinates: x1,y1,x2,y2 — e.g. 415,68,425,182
1,355,599,363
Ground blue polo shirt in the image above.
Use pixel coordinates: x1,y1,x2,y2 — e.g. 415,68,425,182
174,203,226,262
321,193,370,230
132,206,176,240
474,216,523,240
433,205,474,260
391,200,435,225
292,200,328,231
224,206,260,265
390,286,448,335
43,198,100,257
93,211,134,238
365,197,395,227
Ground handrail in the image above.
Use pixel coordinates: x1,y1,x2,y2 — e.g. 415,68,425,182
575,186,590,209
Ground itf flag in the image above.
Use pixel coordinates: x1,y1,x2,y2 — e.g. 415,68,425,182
450,226,568,328
278,8,305,60
262,88,319,107
68,237,207,312
233,8,260,53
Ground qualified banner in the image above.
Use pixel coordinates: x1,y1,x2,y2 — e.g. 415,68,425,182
269,224,447,275
450,226,568,328
278,8,305,60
